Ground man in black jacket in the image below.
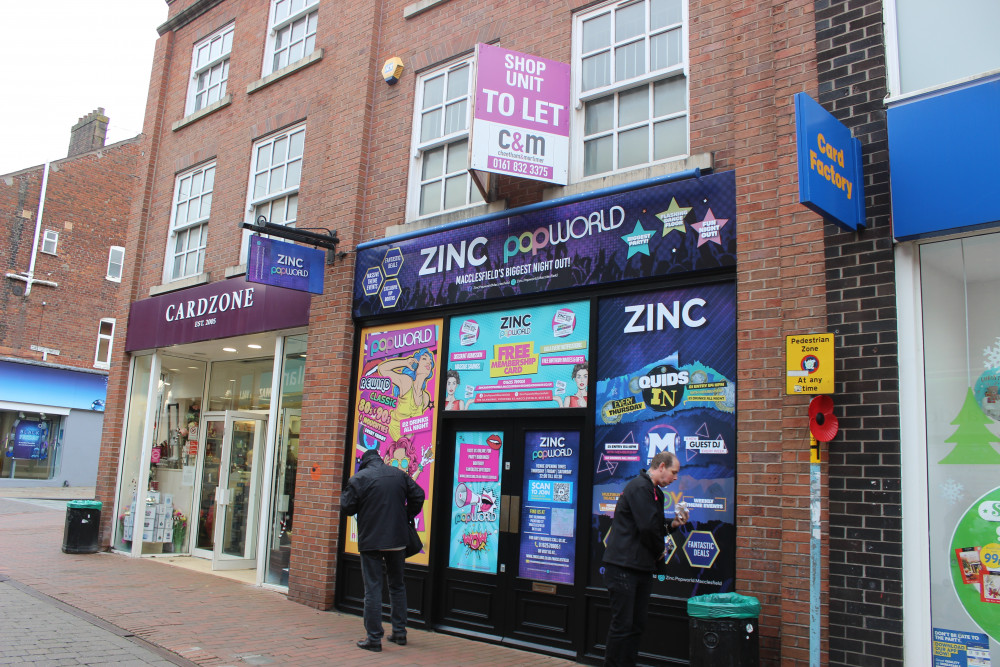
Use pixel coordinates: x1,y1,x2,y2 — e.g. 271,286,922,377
602,451,687,667
341,447,425,652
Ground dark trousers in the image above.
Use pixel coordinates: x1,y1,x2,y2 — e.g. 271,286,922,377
359,549,407,643
603,563,653,667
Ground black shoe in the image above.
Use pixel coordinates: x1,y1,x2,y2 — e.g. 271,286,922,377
387,634,407,646
356,639,382,652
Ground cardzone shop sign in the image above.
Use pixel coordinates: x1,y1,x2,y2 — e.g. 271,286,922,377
471,43,571,185
795,92,865,231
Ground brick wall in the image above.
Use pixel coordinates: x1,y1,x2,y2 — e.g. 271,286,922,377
0,140,140,370
91,0,905,663
814,1,902,665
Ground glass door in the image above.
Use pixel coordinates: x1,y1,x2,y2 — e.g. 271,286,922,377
213,411,267,570
194,414,225,554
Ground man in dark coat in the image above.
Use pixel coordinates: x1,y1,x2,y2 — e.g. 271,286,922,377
602,450,688,667
341,447,425,652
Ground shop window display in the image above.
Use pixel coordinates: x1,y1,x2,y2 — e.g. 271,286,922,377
264,334,305,587
919,234,1000,658
1,411,63,480
116,356,206,555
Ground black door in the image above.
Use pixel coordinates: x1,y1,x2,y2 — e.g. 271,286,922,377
433,418,584,658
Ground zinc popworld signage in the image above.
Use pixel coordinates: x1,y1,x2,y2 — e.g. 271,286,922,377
470,43,570,185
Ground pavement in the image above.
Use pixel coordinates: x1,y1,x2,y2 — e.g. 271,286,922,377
0,496,577,666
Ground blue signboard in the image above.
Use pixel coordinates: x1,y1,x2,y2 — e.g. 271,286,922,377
248,236,325,294
795,92,865,231
352,171,736,317
0,361,107,412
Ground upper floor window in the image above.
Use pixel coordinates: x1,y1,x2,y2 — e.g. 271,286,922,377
573,0,689,179
167,163,215,281
187,23,235,115
94,318,115,369
41,229,58,255
249,125,305,227
107,246,125,282
263,0,319,76
407,57,483,220
886,0,1000,97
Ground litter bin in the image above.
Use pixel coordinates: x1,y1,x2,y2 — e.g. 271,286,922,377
687,592,761,667
62,500,102,554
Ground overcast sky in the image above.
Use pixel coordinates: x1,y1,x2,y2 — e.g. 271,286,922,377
0,1,168,175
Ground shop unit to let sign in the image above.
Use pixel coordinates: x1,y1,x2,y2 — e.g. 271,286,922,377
470,43,570,185
786,333,834,394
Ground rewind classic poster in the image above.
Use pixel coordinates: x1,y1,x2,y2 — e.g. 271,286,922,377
346,320,442,565
591,282,737,597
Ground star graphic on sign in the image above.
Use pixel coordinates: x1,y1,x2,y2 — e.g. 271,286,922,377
655,198,692,236
621,221,655,258
690,208,729,247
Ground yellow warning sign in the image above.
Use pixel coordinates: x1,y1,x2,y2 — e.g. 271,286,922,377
786,333,834,395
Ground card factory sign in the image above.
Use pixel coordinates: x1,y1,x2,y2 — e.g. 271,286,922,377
125,276,311,351
470,43,570,185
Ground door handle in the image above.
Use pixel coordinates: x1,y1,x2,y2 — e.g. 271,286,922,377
500,494,511,532
509,496,520,533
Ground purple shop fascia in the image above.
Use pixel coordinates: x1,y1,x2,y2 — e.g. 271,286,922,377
125,276,311,351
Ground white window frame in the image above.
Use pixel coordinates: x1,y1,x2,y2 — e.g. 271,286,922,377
94,318,115,369
262,0,320,77
571,0,690,182
41,229,58,255
242,124,306,260
406,56,483,221
186,23,235,116
165,162,215,283
883,0,1000,101
106,246,125,282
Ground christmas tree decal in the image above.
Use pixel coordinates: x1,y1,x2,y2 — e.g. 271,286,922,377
939,388,1000,464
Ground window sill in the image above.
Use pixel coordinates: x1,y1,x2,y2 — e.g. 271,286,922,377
247,49,324,95
403,0,450,19
553,153,714,200
392,200,508,238
224,264,247,278
149,273,210,296
172,95,233,132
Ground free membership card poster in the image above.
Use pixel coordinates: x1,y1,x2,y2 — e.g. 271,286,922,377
446,300,590,411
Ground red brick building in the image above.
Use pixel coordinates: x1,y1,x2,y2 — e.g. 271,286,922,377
96,0,903,665
1,110,139,489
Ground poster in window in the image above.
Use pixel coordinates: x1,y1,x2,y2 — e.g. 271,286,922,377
446,300,590,410
345,320,442,565
519,430,579,584
590,282,737,597
449,431,503,573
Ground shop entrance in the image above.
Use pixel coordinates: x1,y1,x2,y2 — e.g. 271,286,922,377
194,410,267,570
434,418,584,658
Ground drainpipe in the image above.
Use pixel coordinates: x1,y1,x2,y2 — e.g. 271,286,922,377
5,162,59,296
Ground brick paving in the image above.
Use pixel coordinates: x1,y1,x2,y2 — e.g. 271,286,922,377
0,498,576,666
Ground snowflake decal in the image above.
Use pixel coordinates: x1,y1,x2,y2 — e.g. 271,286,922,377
984,337,1000,369
941,478,965,504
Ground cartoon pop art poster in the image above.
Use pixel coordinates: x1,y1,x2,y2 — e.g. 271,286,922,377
445,301,590,410
449,431,503,573
345,319,442,565
590,282,737,597
519,430,580,584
